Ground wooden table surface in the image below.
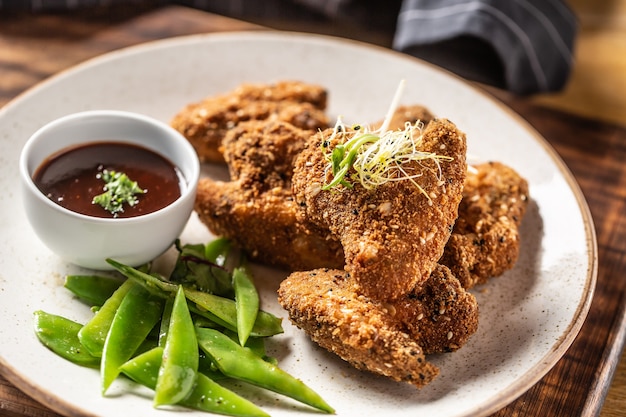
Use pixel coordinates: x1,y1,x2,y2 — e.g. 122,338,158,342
1,5,625,417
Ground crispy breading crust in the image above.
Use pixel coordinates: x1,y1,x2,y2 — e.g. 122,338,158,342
221,119,311,189
395,264,479,353
278,268,440,388
180,81,533,391
170,81,329,162
374,104,435,131
292,119,467,301
194,120,344,270
440,162,529,288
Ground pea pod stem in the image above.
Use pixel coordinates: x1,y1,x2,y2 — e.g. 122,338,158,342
197,328,335,414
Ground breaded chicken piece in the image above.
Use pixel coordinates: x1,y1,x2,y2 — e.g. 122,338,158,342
278,264,478,357
394,264,479,353
440,161,529,288
292,119,467,301
221,119,309,190
374,104,435,131
170,81,329,162
278,268,441,388
194,120,344,270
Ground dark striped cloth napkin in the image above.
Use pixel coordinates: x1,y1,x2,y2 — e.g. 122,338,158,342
393,0,577,94
1,0,577,94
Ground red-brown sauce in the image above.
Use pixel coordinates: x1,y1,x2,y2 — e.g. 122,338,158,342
33,142,183,218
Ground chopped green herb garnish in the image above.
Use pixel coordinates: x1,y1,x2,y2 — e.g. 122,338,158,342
321,80,451,196
92,170,146,216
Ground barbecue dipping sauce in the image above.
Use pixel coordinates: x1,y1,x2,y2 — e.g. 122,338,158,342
33,142,183,218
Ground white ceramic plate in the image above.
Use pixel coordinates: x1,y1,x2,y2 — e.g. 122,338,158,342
0,32,597,417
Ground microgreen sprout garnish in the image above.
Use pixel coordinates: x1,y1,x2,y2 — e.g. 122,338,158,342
92,169,146,217
321,80,452,196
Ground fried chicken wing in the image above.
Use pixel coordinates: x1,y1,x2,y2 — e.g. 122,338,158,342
374,104,434,130
440,162,529,288
181,79,530,391
170,81,329,162
277,264,478,387
194,119,344,270
278,268,438,388
292,119,467,301
394,264,479,353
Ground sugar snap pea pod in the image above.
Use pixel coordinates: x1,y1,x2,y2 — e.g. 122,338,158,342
64,275,123,307
102,282,163,394
33,310,100,368
121,346,164,388
122,347,268,417
185,290,282,337
107,259,283,337
232,261,259,346
158,297,174,347
190,303,236,330
204,237,232,266
121,347,225,386
222,330,278,366
78,278,134,357
154,285,198,407
197,328,335,414
186,372,271,417
192,314,224,330
198,350,228,381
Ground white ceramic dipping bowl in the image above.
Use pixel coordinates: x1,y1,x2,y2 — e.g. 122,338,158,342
19,110,200,270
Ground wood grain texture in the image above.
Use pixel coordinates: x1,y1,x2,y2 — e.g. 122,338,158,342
532,0,626,128
484,89,626,416
0,4,625,417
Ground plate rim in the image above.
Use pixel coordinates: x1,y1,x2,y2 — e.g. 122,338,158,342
0,30,599,417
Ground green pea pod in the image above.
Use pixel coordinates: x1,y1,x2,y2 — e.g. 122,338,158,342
122,347,268,417
204,237,232,266
64,275,122,307
154,285,198,407
78,279,134,357
189,304,233,330
107,259,283,338
222,330,278,366
185,289,282,337
33,310,100,368
121,346,163,388
101,282,163,394
191,314,224,331
232,262,259,346
197,328,334,414
198,350,228,381
158,297,174,347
